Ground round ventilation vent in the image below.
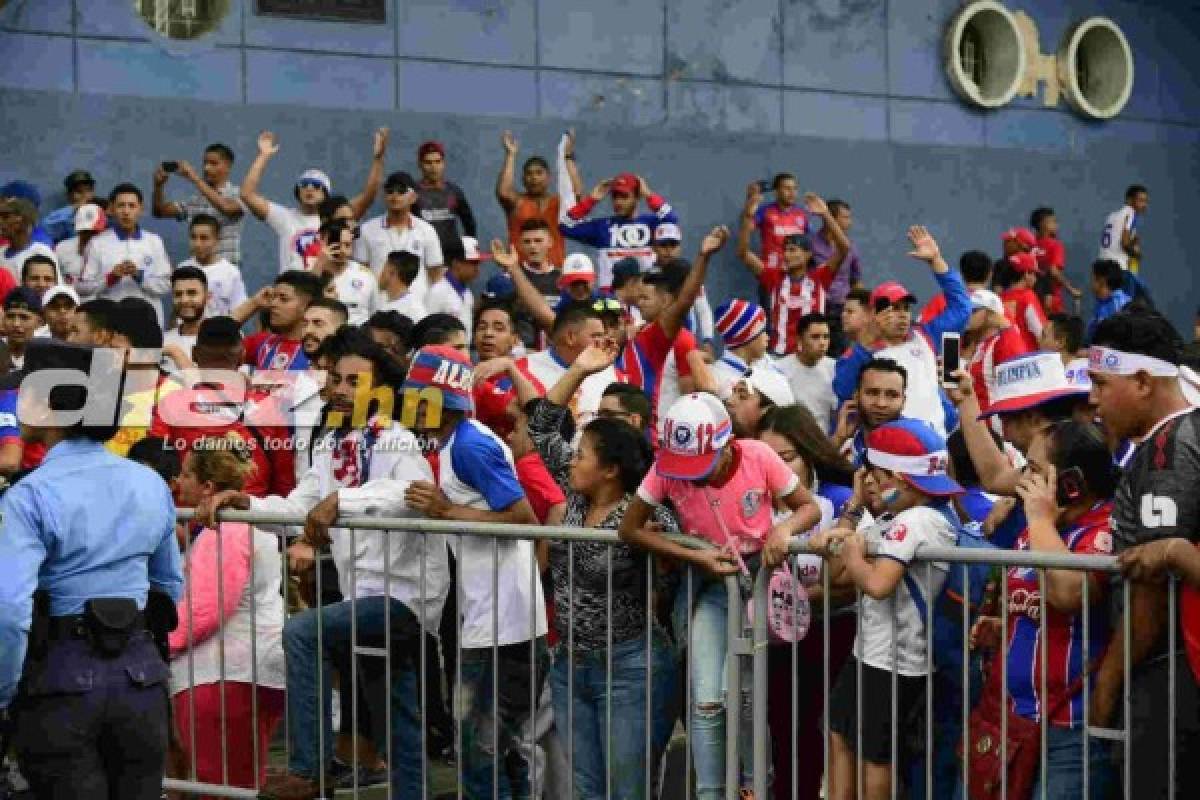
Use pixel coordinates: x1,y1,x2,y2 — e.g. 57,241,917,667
1058,17,1134,119
944,1,1027,109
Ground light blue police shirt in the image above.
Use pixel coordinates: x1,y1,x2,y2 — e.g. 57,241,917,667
0,438,183,707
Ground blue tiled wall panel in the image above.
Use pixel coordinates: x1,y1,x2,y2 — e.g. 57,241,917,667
666,0,781,85
77,40,242,102
539,72,665,127
889,98,986,148
399,60,537,117
666,81,781,134
245,50,394,110
400,0,537,66
783,90,888,141
0,32,74,92
983,108,1077,154
0,0,73,34
781,0,888,94
539,0,665,76
885,0,960,100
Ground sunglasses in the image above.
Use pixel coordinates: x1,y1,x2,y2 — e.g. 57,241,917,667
297,179,326,190
592,298,623,314
384,185,413,194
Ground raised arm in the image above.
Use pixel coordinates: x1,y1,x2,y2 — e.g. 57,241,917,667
805,193,849,275
737,182,766,278
491,238,556,333
946,369,1022,496
562,130,584,198
152,164,180,219
660,225,729,340
231,286,272,326
239,131,280,221
178,160,244,218
908,225,970,342
547,342,617,408
348,128,388,221
495,131,520,214
1015,468,1105,613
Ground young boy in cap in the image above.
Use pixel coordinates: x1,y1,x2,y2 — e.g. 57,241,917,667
999,251,1049,351
737,190,850,356
560,171,679,288
241,129,387,273
712,298,773,399
727,366,796,438
42,169,97,244
41,284,80,341
810,418,964,800
54,202,106,292
401,344,548,800
619,392,821,799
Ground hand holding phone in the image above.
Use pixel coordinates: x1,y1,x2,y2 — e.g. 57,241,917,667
941,332,961,390
756,179,772,193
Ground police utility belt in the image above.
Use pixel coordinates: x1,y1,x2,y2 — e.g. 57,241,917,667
45,599,146,658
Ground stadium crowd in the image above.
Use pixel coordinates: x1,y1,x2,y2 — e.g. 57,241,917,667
0,129,1198,800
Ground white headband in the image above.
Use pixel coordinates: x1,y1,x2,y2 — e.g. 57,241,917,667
866,449,950,476
1088,346,1180,378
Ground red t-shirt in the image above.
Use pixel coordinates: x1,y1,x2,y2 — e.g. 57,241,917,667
243,331,308,372
0,268,16,302
1035,236,1067,313
759,264,833,355
1001,287,1048,351
753,202,809,272
515,451,566,524
473,374,518,438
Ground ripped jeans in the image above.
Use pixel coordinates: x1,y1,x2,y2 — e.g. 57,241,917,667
673,569,755,799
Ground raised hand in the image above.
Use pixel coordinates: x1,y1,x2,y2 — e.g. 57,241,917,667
473,357,515,386
700,225,730,256
589,179,612,201
177,160,199,183
743,181,763,215
573,342,618,376
1015,464,1060,524
501,131,518,155
563,128,576,158
373,127,390,159
489,238,518,272
803,192,829,216
637,175,653,199
258,131,280,157
906,225,942,265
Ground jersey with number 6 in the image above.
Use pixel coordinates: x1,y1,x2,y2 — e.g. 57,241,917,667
1098,206,1136,269
1112,408,1200,552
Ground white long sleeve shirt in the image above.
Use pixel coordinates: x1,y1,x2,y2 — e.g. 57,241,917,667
249,423,450,631
79,227,172,324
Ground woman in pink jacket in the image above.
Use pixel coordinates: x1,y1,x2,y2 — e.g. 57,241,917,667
170,438,286,791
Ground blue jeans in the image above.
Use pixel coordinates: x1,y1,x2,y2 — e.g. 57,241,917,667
282,595,425,797
1030,724,1115,800
673,571,754,799
549,629,679,799
458,640,550,800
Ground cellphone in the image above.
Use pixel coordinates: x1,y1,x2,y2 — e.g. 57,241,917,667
1056,466,1086,506
756,179,772,192
941,332,961,389
161,161,179,173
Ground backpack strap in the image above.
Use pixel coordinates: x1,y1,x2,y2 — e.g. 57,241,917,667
903,572,929,628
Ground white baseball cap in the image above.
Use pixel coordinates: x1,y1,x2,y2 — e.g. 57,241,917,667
460,236,484,262
1064,357,1092,392
737,366,795,408
73,203,107,234
979,351,1089,418
659,393,733,480
558,253,597,290
970,289,1005,317
653,222,682,244
43,284,81,308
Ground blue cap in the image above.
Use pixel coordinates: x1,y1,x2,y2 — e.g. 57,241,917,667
0,180,41,208
483,273,516,300
865,418,964,497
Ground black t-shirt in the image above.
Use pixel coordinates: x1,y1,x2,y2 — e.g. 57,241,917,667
1112,408,1200,552
515,265,561,349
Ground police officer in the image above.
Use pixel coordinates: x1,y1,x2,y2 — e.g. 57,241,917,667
0,339,183,799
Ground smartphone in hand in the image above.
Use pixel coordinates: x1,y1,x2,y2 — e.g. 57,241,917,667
941,332,961,389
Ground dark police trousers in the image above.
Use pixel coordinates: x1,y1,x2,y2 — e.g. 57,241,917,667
14,623,170,800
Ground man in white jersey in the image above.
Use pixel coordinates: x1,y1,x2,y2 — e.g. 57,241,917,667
175,214,248,317
77,183,171,324
355,170,445,299
1098,184,1147,272
240,129,387,273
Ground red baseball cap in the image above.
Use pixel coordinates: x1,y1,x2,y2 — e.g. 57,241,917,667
1002,227,1037,250
610,173,638,196
1007,252,1039,273
870,281,916,309
417,140,445,160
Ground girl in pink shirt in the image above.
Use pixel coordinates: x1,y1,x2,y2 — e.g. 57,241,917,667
619,392,821,799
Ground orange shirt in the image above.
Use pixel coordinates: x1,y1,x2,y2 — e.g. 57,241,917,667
508,194,564,267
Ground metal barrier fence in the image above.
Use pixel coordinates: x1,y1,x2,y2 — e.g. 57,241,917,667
156,510,1187,800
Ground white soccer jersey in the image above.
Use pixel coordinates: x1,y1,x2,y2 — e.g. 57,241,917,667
331,261,378,326
1098,206,1136,269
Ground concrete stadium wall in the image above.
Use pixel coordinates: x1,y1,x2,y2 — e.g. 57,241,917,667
2,0,1198,328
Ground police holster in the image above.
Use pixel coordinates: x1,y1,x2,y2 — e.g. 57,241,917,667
82,598,140,658
145,589,178,663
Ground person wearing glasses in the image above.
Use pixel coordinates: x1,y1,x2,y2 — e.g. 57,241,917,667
240,129,387,274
